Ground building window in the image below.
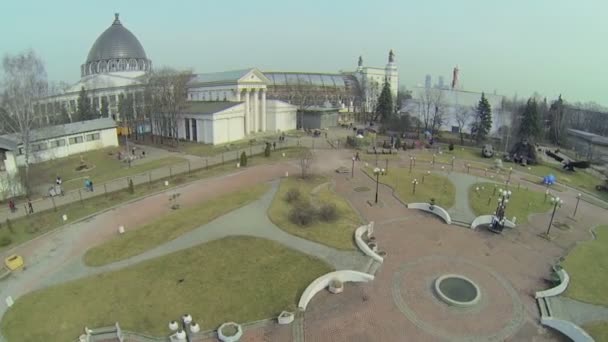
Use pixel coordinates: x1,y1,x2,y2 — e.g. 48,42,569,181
69,136,84,144
191,119,197,141
86,133,100,141
18,147,24,155
31,142,49,151
185,119,191,140
53,139,66,147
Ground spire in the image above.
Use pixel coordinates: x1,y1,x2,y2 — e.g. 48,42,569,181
388,49,395,63
358,56,363,67
113,13,121,25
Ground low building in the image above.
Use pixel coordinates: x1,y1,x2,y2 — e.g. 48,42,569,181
1,118,119,167
298,107,340,130
166,100,297,145
567,128,608,164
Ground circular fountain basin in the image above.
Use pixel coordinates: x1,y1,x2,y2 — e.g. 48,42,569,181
434,274,481,307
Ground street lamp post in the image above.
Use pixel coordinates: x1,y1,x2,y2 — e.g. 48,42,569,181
412,179,419,195
168,314,200,342
508,167,513,182
572,193,582,218
451,156,455,171
490,189,511,233
351,156,356,178
373,167,385,204
409,157,413,174
546,196,564,236
422,170,430,184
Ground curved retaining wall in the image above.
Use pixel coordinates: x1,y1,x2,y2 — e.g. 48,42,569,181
470,215,516,230
540,317,595,342
407,203,452,224
354,222,383,263
535,269,569,299
298,271,374,310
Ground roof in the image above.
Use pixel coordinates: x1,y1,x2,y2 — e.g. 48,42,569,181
181,101,242,115
0,137,18,151
189,69,270,86
567,128,608,146
86,14,147,63
1,118,117,145
263,72,355,88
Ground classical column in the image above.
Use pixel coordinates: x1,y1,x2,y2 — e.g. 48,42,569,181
244,89,250,134
261,89,267,132
253,89,259,132
235,87,241,102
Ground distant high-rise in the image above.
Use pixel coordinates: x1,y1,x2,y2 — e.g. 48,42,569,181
425,74,432,88
438,76,445,89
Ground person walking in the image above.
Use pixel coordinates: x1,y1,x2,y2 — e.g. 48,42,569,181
27,198,34,214
272,141,276,151
8,199,16,213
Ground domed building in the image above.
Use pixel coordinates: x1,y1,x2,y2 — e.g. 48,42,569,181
81,13,152,77
36,13,151,123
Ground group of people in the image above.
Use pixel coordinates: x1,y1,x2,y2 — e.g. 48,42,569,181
7,198,34,214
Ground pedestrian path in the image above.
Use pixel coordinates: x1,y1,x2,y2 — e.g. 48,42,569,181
548,296,608,327
445,172,481,224
0,180,370,323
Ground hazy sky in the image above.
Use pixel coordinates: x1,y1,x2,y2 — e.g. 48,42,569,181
1,0,606,105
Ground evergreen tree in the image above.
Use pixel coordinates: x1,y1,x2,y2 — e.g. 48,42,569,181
100,97,109,117
375,79,394,123
240,151,248,167
76,87,92,121
518,98,541,141
473,92,492,143
549,95,566,145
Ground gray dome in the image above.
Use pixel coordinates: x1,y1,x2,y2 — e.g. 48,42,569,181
81,14,152,77
86,14,147,62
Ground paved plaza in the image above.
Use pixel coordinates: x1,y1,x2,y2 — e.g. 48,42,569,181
1,148,606,341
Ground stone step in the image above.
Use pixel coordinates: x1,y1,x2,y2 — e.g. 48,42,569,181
536,297,553,318
368,260,382,275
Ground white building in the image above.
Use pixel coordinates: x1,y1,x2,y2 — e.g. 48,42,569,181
36,13,150,124
0,118,118,198
354,50,399,113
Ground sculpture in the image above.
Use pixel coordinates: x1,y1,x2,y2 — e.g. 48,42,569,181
544,149,590,172
506,139,537,165
481,144,494,158
358,55,363,67
388,49,395,63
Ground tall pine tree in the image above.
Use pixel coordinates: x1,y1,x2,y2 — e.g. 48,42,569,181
375,79,393,123
473,92,492,143
76,86,92,121
518,98,541,141
100,97,109,118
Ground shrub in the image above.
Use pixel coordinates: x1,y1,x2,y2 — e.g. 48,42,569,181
318,203,338,221
395,137,401,149
449,142,454,151
289,201,316,226
128,179,135,194
5,219,13,234
0,236,11,247
284,188,301,203
264,143,271,157
240,151,248,167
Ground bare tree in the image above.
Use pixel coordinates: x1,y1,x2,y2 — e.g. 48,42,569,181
145,67,193,146
417,87,444,134
454,106,471,145
299,150,314,178
1,50,47,191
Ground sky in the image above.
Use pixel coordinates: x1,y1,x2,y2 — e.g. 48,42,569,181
1,0,607,105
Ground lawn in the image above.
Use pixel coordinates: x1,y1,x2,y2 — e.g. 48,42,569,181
27,147,185,191
509,161,607,201
468,182,553,224
562,225,608,340
174,130,303,156
362,165,455,208
84,184,269,266
0,147,306,253
268,176,361,250
1,236,332,342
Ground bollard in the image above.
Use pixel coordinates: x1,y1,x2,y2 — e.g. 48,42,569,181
285,171,289,177
205,158,209,170
62,214,67,221
118,225,125,234
165,180,169,186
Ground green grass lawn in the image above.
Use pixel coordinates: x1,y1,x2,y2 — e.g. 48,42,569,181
0,147,306,253
583,321,608,341
468,182,553,224
1,236,332,342
84,184,269,266
27,147,185,191
510,162,607,201
562,225,608,340
362,165,455,208
175,131,303,156
268,176,361,250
